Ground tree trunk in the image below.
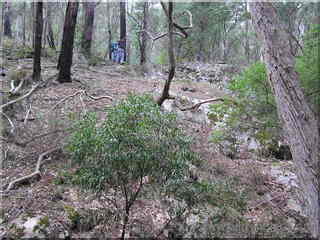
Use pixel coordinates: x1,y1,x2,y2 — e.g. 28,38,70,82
244,2,250,64
81,2,95,58
4,2,12,38
31,3,35,49
157,2,175,106
47,2,55,50
33,1,43,82
140,1,151,73
42,4,47,49
106,2,112,60
249,3,319,238
23,2,26,46
57,1,79,83
120,0,126,62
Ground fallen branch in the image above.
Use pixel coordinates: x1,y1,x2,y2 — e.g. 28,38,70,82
50,90,113,112
24,104,32,124
178,97,225,111
49,90,83,112
0,83,40,111
84,91,113,101
5,146,61,191
1,111,15,133
10,78,25,94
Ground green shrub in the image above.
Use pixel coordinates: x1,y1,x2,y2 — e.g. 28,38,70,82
67,94,198,237
296,24,320,109
67,93,195,191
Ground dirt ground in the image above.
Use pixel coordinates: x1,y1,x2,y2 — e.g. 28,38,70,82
0,59,308,238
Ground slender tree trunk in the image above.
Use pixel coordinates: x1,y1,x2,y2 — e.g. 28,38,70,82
33,1,43,82
42,4,47,49
3,2,12,38
23,2,26,46
47,2,55,50
81,2,95,58
57,1,79,83
140,1,151,73
244,2,250,64
249,3,319,238
157,2,175,106
31,3,35,49
120,0,126,62
106,2,112,60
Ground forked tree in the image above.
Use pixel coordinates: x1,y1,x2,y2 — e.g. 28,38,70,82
57,1,79,83
249,2,319,238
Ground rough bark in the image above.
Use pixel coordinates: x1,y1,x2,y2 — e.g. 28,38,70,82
81,2,95,58
22,2,26,46
3,2,12,38
57,1,79,83
120,0,126,62
249,3,319,238
140,1,151,73
107,2,112,60
33,1,43,82
157,2,175,106
47,2,55,50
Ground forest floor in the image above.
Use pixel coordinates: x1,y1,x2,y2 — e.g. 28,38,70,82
0,58,309,238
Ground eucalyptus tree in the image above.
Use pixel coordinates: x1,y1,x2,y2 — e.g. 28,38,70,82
57,1,79,83
250,3,319,238
120,0,126,61
3,2,12,38
81,2,96,58
33,1,43,82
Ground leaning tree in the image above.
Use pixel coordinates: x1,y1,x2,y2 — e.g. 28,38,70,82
249,2,319,238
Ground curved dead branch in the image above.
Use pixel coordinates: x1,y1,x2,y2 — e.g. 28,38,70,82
178,98,225,111
0,83,40,111
5,146,61,191
49,89,113,112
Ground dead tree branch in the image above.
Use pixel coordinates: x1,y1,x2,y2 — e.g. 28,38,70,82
179,98,225,111
5,146,61,191
50,90,113,112
0,83,40,111
1,111,15,133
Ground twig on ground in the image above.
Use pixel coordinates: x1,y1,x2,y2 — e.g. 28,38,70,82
1,111,15,133
50,90,113,113
24,104,32,125
5,146,61,191
84,91,113,101
0,83,40,111
49,90,83,112
178,97,225,111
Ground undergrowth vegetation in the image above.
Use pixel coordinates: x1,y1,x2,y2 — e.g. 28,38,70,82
209,25,319,158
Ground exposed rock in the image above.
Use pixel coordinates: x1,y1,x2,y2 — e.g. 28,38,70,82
10,215,49,239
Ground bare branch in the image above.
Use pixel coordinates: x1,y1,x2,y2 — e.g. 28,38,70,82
6,146,61,191
10,78,25,94
0,83,40,111
84,91,113,101
178,98,225,111
49,90,83,112
24,104,32,125
1,111,15,133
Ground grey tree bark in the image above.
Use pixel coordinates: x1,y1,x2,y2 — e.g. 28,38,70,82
81,2,95,58
249,2,319,238
57,1,79,83
33,1,43,82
